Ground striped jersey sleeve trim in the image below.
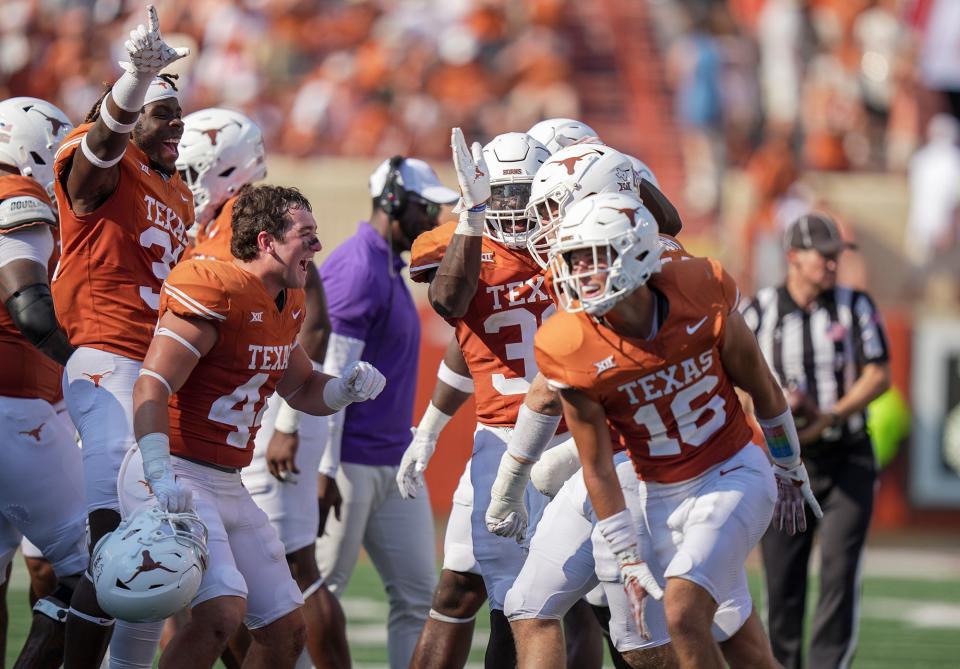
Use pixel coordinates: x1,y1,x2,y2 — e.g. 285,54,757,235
163,283,227,321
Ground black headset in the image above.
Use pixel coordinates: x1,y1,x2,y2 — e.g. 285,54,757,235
377,155,407,219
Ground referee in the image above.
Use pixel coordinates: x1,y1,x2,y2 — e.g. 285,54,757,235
741,213,891,669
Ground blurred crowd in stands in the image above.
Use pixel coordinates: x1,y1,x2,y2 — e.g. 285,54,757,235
0,0,578,159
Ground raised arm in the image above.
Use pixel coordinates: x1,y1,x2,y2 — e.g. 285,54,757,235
64,5,188,213
428,128,489,318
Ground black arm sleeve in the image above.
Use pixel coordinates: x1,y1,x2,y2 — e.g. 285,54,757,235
5,282,75,366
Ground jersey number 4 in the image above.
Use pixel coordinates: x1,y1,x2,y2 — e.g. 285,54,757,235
632,375,727,456
208,373,270,449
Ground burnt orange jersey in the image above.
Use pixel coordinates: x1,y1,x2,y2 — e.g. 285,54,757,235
160,259,305,468
0,176,62,403
411,223,557,427
185,196,235,261
52,124,194,360
535,257,754,483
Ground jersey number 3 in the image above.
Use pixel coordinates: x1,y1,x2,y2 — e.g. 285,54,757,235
484,305,556,395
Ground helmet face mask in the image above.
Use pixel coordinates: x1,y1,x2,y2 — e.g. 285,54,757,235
176,108,266,227
524,144,635,268
480,132,549,250
547,193,663,316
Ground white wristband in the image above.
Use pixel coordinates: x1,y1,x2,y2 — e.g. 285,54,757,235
437,360,474,394
111,70,152,113
417,401,453,435
273,397,302,434
596,508,638,556
454,207,486,236
99,99,139,134
138,432,171,481
322,377,352,413
757,407,801,467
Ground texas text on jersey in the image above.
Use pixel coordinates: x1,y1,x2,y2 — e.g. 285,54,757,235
411,221,556,427
52,123,194,359
185,196,236,262
0,175,62,402
535,256,754,483
159,258,305,468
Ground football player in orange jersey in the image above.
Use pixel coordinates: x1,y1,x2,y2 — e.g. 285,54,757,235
50,6,196,668
175,106,348,669
125,185,384,669
0,96,89,669
533,193,821,669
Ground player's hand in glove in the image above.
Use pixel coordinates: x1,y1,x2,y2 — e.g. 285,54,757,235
485,452,534,542
146,466,192,514
772,460,822,535
451,128,490,214
120,5,190,75
397,427,438,499
323,361,386,411
616,549,664,641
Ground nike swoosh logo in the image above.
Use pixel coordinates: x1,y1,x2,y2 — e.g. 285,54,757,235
719,465,744,476
686,316,708,335
292,309,302,319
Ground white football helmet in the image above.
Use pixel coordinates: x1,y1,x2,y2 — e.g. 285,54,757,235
627,154,659,189
548,192,662,316
481,132,550,249
177,108,266,227
527,118,599,154
91,505,208,623
0,97,73,201
525,144,635,268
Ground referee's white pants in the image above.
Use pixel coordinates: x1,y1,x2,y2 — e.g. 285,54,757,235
316,462,437,669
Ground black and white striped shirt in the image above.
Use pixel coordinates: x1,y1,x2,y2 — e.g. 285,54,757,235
741,285,889,437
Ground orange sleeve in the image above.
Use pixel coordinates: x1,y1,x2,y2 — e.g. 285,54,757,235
709,258,741,313
160,260,231,323
533,313,580,391
409,221,456,283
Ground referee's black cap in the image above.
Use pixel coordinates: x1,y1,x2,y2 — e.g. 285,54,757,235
785,213,857,255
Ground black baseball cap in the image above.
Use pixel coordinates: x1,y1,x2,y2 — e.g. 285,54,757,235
785,213,857,255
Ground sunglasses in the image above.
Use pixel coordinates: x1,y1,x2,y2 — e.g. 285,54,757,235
408,194,442,219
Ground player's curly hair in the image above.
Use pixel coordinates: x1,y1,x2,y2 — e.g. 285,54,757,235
231,184,313,261
83,73,180,123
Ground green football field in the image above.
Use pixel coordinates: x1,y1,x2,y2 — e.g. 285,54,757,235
4,548,959,668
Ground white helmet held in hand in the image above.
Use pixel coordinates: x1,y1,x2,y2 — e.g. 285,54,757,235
91,505,208,623
548,192,662,316
177,108,266,226
0,97,73,201
527,118,599,154
481,132,550,249
525,144,635,268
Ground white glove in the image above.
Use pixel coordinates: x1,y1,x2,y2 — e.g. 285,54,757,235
772,460,823,535
147,468,193,514
530,439,581,498
485,453,534,541
120,5,190,76
397,427,438,499
451,128,490,215
616,549,664,641
323,361,386,412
